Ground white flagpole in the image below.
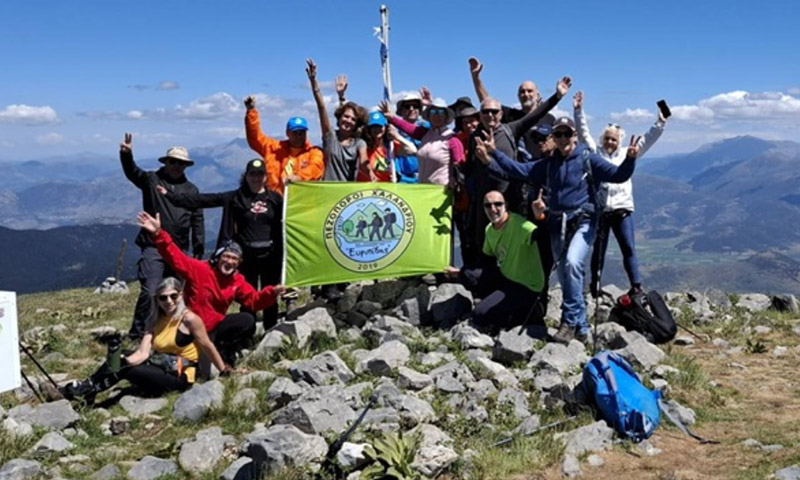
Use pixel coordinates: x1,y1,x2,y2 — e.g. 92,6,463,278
379,5,397,183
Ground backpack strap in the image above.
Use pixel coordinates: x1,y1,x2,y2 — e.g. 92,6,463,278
658,399,719,444
582,148,601,211
590,352,630,434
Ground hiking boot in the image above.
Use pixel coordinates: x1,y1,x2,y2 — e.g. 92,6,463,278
39,381,64,402
575,329,591,344
552,323,574,345
60,379,97,403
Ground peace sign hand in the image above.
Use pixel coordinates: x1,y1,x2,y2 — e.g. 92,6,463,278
120,133,132,153
626,135,643,159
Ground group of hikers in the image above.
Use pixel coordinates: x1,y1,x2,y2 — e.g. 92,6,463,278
57,56,667,402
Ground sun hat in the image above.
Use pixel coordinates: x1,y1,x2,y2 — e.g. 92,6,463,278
422,99,455,125
158,146,194,166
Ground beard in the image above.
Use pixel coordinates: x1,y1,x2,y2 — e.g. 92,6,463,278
218,263,237,275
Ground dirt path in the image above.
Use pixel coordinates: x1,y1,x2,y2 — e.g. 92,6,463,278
534,341,800,480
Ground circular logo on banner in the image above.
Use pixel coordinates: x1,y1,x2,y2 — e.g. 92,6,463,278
323,188,415,273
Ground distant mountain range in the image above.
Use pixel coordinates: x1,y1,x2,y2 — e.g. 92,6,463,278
3,135,800,294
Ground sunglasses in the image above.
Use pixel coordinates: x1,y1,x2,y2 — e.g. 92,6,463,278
483,201,505,208
607,123,622,128
481,109,501,116
166,159,187,166
429,108,447,116
552,131,575,139
157,293,180,302
403,103,421,110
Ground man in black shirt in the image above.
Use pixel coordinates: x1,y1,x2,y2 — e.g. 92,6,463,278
120,133,204,340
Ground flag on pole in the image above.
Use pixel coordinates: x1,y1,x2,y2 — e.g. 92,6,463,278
376,5,397,183
282,182,452,287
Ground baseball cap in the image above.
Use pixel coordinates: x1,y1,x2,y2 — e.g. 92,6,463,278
286,117,309,131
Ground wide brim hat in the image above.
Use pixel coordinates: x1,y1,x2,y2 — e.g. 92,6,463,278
158,146,195,166
422,99,455,125
449,96,475,117
456,106,479,119
396,92,422,113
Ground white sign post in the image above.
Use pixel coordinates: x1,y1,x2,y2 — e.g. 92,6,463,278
0,291,21,394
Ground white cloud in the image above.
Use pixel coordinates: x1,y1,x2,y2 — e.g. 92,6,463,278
127,110,145,120
550,107,570,119
0,104,60,125
175,92,241,120
35,132,65,145
610,108,653,123
157,81,180,91
671,105,715,124
668,90,800,125
789,87,800,96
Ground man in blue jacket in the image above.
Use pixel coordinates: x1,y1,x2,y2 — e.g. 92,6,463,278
474,117,642,344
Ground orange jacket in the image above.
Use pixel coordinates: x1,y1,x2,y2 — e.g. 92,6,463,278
245,108,324,195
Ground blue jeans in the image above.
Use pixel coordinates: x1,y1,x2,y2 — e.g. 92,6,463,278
550,216,597,334
591,209,641,289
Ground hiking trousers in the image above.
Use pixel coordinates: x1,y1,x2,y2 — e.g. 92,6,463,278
591,209,641,290
550,217,597,335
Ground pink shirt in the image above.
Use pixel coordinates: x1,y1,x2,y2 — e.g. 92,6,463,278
390,117,464,185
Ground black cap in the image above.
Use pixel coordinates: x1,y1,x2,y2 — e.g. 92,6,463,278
552,116,576,132
246,158,266,174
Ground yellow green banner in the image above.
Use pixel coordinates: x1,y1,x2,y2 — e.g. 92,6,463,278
283,182,452,287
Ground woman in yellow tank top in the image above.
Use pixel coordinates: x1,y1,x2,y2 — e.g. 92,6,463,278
61,278,233,401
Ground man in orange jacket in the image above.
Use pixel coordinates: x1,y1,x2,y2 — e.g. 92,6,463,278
244,95,324,195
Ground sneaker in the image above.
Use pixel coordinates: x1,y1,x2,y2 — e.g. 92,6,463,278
552,323,574,345
60,379,97,403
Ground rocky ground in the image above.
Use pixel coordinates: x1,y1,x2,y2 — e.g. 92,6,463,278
2,279,800,480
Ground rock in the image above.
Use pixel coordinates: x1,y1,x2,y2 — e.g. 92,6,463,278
362,407,401,430
428,283,473,324
119,397,167,418
762,444,785,453
345,311,369,328
468,378,498,401
776,465,800,480
397,367,434,391
637,439,663,456
336,442,369,469
233,388,258,414
178,427,236,474
736,293,771,312
267,377,304,408
497,388,530,420
356,341,410,376
661,400,696,425
108,416,130,436
274,307,337,347
772,294,799,313
651,379,669,391
562,454,582,477
395,395,436,426
430,362,475,394
652,365,679,378
219,457,255,480
741,438,762,448
774,346,789,358
243,424,327,474
529,341,588,375
513,415,541,435
290,351,355,385
593,322,627,350
534,370,563,392
7,400,79,431
90,464,121,480
469,356,518,388
361,280,411,306
337,283,364,314
703,288,731,309
587,454,604,467
2,418,32,437
556,420,615,456
125,456,177,480
450,322,494,349
272,396,357,435
400,297,422,326
419,351,454,367
355,300,383,316
674,335,695,346
492,324,546,365
712,338,730,348
412,445,458,478
236,371,276,387
684,292,715,324
31,431,74,455
0,459,43,480
413,424,454,448
754,325,772,335
253,330,287,358
615,339,666,370
172,380,224,422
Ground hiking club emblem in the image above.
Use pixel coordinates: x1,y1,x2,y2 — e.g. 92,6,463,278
323,188,415,273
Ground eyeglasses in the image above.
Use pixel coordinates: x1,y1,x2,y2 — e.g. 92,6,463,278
552,131,574,139
481,109,501,116
483,201,505,208
429,108,447,116
157,293,180,302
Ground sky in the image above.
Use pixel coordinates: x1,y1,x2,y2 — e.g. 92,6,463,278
1,0,799,162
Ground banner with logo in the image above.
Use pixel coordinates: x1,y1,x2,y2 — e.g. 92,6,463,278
0,291,21,394
283,182,451,286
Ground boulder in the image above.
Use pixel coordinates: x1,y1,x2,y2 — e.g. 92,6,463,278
514,415,541,436
704,288,731,309
267,377,305,408
289,351,355,386
775,465,800,480
469,356,518,388
90,464,121,480
771,294,799,313
274,308,337,347
356,341,410,376
528,341,588,375
361,279,411,306
0,459,43,480
395,395,436,426
562,454,582,478
428,283,473,324
661,399,696,425
172,380,224,422
450,322,494,349
492,324,547,365
497,388,530,421
6,400,79,431
593,322,627,350
412,445,458,478
272,396,357,435
336,442,369,470
2,417,32,437
125,456,177,480
232,388,258,414
31,431,74,455
178,427,236,474
615,339,666,370
243,424,327,474
555,420,615,456
253,330,287,358
413,424,454,448
119,396,167,418
429,362,475,394
219,457,255,480
397,367,434,391
736,293,771,312
355,300,383,316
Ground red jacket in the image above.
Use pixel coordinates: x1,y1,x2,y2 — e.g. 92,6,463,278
153,229,278,332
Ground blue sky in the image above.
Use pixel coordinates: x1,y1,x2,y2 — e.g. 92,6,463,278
1,0,799,161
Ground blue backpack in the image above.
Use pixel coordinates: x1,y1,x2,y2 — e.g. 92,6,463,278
582,351,661,442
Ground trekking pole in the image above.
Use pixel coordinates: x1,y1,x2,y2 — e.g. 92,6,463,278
676,322,706,342
320,393,379,478
19,342,59,389
19,369,45,403
493,415,578,447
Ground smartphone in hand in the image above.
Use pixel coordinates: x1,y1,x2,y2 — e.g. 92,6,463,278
657,99,672,119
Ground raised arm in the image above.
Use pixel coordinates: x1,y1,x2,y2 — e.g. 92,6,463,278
507,76,571,139
138,211,202,281
634,105,668,158
244,96,279,158
306,58,332,137
119,133,148,188
573,91,597,152
380,100,428,140
475,133,544,184
159,186,233,210
468,57,489,102
335,74,348,107
590,136,642,183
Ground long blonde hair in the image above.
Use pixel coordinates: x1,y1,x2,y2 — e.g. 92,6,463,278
153,276,187,319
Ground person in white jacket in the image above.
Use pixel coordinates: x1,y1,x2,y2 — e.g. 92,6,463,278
573,91,667,296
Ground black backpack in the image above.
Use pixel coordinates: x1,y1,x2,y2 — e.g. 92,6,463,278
609,290,677,344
